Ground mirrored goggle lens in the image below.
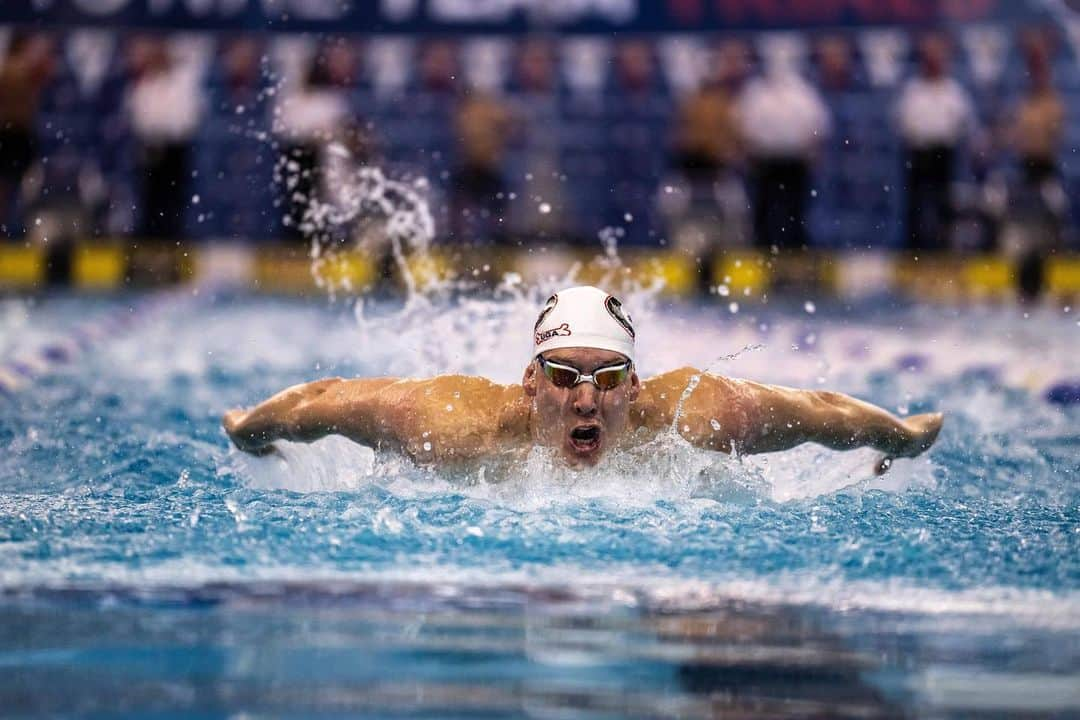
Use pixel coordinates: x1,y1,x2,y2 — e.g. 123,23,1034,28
593,366,629,390
544,364,580,388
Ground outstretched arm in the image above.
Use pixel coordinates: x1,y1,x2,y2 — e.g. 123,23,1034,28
223,375,529,461
641,369,942,471
222,377,400,455
736,382,943,469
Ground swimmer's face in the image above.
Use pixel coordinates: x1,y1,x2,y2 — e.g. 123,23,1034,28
522,347,640,467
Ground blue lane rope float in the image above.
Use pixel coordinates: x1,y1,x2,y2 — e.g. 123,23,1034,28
0,290,197,397
1045,381,1080,406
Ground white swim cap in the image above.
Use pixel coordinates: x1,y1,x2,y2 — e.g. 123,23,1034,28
533,286,635,362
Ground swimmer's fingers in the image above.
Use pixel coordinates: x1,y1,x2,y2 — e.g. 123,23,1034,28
902,412,944,457
222,408,246,435
222,408,278,456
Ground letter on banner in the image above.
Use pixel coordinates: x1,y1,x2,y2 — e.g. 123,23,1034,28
381,0,419,22
260,0,348,21
858,29,908,87
960,25,1007,86
148,0,247,15
430,0,513,22
71,0,130,15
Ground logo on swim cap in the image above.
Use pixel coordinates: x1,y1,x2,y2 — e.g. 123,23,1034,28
532,285,635,362
535,322,571,344
534,294,558,332
604,295,634,339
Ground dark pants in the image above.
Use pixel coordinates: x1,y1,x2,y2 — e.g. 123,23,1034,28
904,145,955,251
1020,155,1058,186
0,127,37,235
139,142,190,240
675,150,721,185
751,157,809,250
451,163,506,244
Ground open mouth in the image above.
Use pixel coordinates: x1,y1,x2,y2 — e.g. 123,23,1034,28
568,424,601,453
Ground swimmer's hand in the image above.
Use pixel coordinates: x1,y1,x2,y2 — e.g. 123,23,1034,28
874,412,944,475
223,408,280,457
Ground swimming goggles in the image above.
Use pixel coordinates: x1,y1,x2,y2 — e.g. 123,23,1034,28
537,355,632,391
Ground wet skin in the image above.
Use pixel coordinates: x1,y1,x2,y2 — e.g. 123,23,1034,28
521,348,640,467
223,348,943,474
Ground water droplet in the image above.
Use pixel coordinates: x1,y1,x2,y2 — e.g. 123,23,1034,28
538,202,551,214
445,404,454,412
191,194,200,205
709,418,721,431
717,285,730,297
624,213,633,222
663,185,674,194
728,302,739,314
422,441,432,452
804,301,816,314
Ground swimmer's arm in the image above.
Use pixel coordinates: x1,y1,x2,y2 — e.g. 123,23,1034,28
222,377,400,454
644,370,942,470
738,381,943,469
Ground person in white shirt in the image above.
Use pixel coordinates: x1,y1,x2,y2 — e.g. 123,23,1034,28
126,37,203,240
274,40,355,241
894,34,975,250
737,64,830,250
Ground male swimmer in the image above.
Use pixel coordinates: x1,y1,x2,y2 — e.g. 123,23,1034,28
224,285,942,473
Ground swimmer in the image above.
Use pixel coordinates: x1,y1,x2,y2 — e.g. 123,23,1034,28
223,286,942,474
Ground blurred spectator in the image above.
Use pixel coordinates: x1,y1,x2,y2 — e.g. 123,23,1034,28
815,35,855,93
510,38,561,240
1010,32,1065,198
1003,30,1068,298
664,41,751,279
0,32,55,238
738,64,830,251
274,39,355,240
895,34,975,251
610,40,666,243
674,41,746,184
419,40,458,95
616,40,657,97
453,89,513,243
126,36,203,241
219,36,263,110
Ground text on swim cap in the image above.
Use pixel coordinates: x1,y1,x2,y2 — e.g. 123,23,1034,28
535,323,572,345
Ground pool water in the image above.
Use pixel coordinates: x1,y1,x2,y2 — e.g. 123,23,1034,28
1,288,1078,717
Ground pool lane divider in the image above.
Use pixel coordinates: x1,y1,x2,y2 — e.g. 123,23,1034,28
3,242,1080,302
0,288,202,396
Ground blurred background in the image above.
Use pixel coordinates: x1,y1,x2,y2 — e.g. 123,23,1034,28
2,0,1080,300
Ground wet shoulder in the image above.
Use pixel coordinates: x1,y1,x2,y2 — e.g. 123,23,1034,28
381,375,529,460
633,368,745,431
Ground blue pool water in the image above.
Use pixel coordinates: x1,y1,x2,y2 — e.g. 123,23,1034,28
1,289,1078,717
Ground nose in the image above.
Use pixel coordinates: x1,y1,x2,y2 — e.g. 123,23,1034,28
571,382,598,417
